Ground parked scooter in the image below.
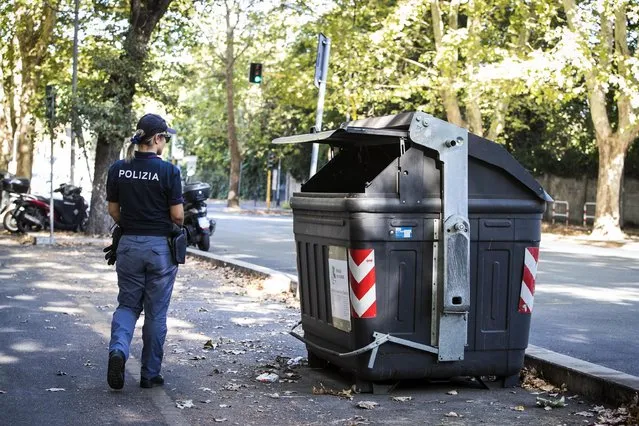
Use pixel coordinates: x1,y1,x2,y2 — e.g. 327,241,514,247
9,183,89,233
1,174,31,232
183,181,215,251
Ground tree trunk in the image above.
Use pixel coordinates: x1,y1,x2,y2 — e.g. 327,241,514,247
486,97,508,141
224,4,241,209
16,121,34,177
225,70,241,208
430,0,465,128
0,69,12,171
592,136,627,240
0,3,58,177
562,0,638,239
86,0,174,234
465,0,483,135
88,134,122,233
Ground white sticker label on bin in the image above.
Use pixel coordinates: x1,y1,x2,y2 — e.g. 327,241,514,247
328,246,351,332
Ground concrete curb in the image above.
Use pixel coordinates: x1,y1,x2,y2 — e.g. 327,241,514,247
525,345,639,406
186,247,297,295
187,248,639,406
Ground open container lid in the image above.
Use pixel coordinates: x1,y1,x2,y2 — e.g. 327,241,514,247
273,111,552,202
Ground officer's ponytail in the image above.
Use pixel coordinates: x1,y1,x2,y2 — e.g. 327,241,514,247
130,129,145,145
125,129,145,162
126,128,156,161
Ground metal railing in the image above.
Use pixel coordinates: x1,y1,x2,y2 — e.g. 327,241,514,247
551,200,569,225
583,202,596,226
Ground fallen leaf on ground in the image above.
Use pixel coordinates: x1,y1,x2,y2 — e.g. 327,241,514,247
521,368,561,393
343,415,370,425
312,383,353,400
512,406,525,411
200,399,212,404
444,412,459,417
447,390,458,395
214,419,227,423
573,411,594,417
46,388,66,392
391,396,412,402
266,392,280,399
0,390,6,394
176,400,194,409
203,340,217,350
56,371,67,376
190,356,206,360
356,401,378,410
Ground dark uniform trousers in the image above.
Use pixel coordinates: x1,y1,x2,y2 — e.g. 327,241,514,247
109,235,177,380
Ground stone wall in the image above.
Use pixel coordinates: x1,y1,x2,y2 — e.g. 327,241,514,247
537,174,639,227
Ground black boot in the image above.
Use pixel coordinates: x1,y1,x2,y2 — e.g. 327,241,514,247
107,350,126,390
140,375,164,388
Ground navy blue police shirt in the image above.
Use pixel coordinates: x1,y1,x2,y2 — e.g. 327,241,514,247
106,151,183,236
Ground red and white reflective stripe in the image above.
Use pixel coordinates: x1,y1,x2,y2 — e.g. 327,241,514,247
348,248,377,318
518,247,540,314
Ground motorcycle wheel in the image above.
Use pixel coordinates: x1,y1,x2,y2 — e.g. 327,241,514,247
197,233,210,251
2,208,19,233
79,217,89,233
17,206,44,233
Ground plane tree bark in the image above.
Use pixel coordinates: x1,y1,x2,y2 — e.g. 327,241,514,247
562,0,639,240
87,0,174,234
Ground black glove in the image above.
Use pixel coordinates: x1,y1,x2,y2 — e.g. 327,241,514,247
103,224,122,266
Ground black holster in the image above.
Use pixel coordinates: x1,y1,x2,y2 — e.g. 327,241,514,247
168,225,187,264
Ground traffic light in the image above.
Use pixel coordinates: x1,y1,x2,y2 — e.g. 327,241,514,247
249,63,263,84
267,151,275,168
45,85,56,123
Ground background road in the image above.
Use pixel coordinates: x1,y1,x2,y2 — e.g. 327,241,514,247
207,204,639,377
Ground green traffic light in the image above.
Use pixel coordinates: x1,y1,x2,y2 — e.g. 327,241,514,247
255,76,262,83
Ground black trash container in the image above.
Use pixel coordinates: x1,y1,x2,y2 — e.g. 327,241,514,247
274,112,552,388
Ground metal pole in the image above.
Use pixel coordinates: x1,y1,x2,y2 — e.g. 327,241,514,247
49,129,55,242
309,36,330,178
266,169,272,210
238,161,243,199
70,0,79,185
276,157,281,207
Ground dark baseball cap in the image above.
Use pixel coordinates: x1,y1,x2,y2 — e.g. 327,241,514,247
136,113,176,137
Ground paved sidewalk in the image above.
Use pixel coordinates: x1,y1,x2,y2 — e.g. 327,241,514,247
1,234,628,425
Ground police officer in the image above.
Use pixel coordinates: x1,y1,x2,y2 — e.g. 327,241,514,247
105,113,184,390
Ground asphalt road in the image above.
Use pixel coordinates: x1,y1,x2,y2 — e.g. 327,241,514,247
206,206,639,377
0,238,594,425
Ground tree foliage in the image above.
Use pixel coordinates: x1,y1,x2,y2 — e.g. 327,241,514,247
3,0,639,238
0,0,61,177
